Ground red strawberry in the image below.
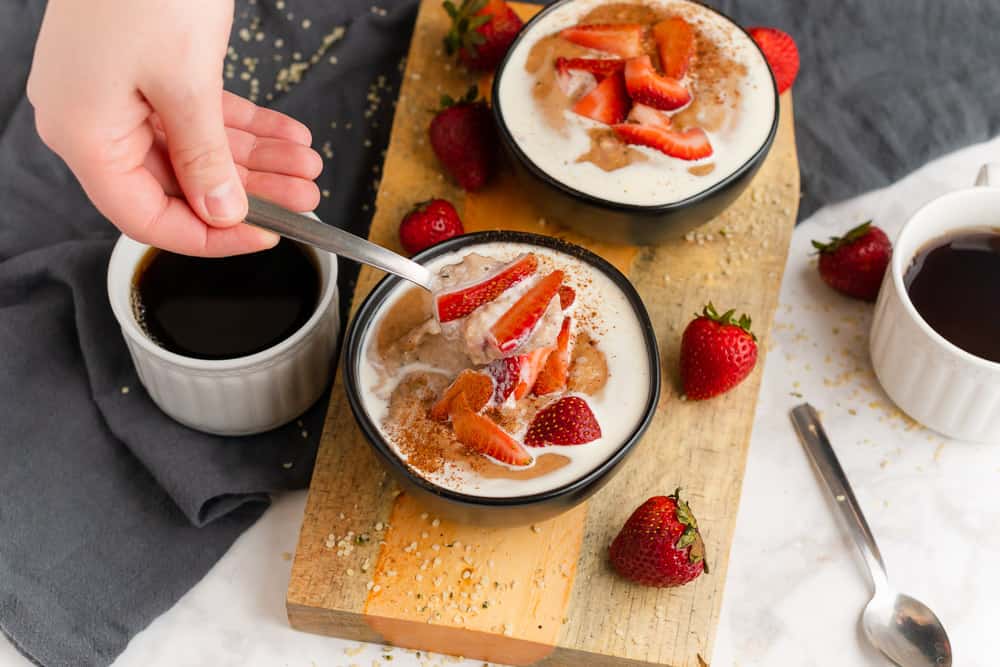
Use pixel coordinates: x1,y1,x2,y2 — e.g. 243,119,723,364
627,103,673,131
486,347,552,403
429,86,497,191
533,317,573,396
572,70,630,125
609,490,707,587
560,23,644,59
612,124,712,160
434,253,538,322
489,270,564,355
747,27,799,94
813,221,892,301
430,369,494,421
452,397,532,466
524,396,601,446
555,56,626,80
399,199,465,255
624,56,691,111
558,285,576,309
652,17,696,79
680,303,758,400
443,0,524,72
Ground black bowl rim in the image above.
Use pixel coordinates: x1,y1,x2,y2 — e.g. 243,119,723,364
490,0,780,216
343,230,661,508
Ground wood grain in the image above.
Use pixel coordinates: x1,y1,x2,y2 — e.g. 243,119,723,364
287,2,800,665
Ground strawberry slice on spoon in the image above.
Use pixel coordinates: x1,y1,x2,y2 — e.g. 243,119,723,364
560,23,644,58
434,253,538,322
488,270,564,355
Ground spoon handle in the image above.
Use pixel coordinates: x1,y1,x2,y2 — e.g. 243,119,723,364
245,196,436,291
790,403,890,592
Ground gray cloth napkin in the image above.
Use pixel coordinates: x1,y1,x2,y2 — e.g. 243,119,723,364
2,0,999,666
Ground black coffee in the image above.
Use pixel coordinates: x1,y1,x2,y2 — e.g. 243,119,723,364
132,239,320,360
904,230,1000,363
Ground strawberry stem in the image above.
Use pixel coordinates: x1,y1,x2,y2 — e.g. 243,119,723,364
811,221,872,254
439,85,480,110
698,302,756,341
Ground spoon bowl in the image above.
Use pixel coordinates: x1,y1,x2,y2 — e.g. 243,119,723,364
863,592,952,667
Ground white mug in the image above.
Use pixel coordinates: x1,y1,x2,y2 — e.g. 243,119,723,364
870,163,1000,443
107,233,340,436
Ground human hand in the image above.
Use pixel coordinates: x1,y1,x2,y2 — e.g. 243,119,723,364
27,0,322,257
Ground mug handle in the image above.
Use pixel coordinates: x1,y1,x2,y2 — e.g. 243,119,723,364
975,163,1000,186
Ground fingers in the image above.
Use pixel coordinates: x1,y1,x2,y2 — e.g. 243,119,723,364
225,127,323,179
237,166,322,213
221,91,312,145
143,84,247,228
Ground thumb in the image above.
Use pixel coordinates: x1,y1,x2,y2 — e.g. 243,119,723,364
144,84,247,227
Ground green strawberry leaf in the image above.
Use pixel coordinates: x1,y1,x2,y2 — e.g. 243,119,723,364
812,221,873,254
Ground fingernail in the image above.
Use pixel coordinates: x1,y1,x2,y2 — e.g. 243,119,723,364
204,176,245,222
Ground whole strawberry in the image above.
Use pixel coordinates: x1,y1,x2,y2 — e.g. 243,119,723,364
429,86,497,192
443,0,523,72
610,490,707,587
398,199,464,255
813,221,892,301
747,26,800,94
680,303,757,400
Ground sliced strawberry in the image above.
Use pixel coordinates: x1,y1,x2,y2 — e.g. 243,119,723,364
652,17,696,79
628,103,673,131
434,253,538,323
452,399,532,466
572,70,630,125
624,56,691,111
560,23,644,59
489,270,564,355
533,318,573,396
486,347,553,403
558,285,576,309
429,369,493,421
556,57,625,80
513,346,553,399
524,396,601,447
612,124,713,160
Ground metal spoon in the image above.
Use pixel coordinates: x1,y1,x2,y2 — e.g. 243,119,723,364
790,403,952,667
245,195,435,291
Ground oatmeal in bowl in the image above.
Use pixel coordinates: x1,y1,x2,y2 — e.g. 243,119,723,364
491,0,779,244
343,231,660,524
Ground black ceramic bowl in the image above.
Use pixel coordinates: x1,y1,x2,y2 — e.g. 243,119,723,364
491,0,780,246
343,231,660,526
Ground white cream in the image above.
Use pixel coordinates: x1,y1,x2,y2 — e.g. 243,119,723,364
496,0,776,206
357,242,653,498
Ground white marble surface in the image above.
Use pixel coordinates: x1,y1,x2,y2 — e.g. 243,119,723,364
4,139,1000,667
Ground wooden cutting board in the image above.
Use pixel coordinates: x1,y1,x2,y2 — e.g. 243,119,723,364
287,2,800,665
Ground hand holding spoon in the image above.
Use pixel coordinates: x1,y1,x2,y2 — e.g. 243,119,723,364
245,195,436,291
790,404,952,667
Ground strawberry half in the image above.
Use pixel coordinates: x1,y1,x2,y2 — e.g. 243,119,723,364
680,303,757,400
434,253,538,323
533,317,573,396
612,124,712,160
486,346,554,403
624,56,691,111
572,70,630,125
747,26,799,94
452,398,532,466
609,490,707,587
488,270,564,355
556,57,626,80
558,285,576,309
524,396,601,446
652,17,695,79
429,369,494,421
560,23,644,59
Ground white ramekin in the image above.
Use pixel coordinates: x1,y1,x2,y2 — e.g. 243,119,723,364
107,232,340,436
870,163,1000,443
